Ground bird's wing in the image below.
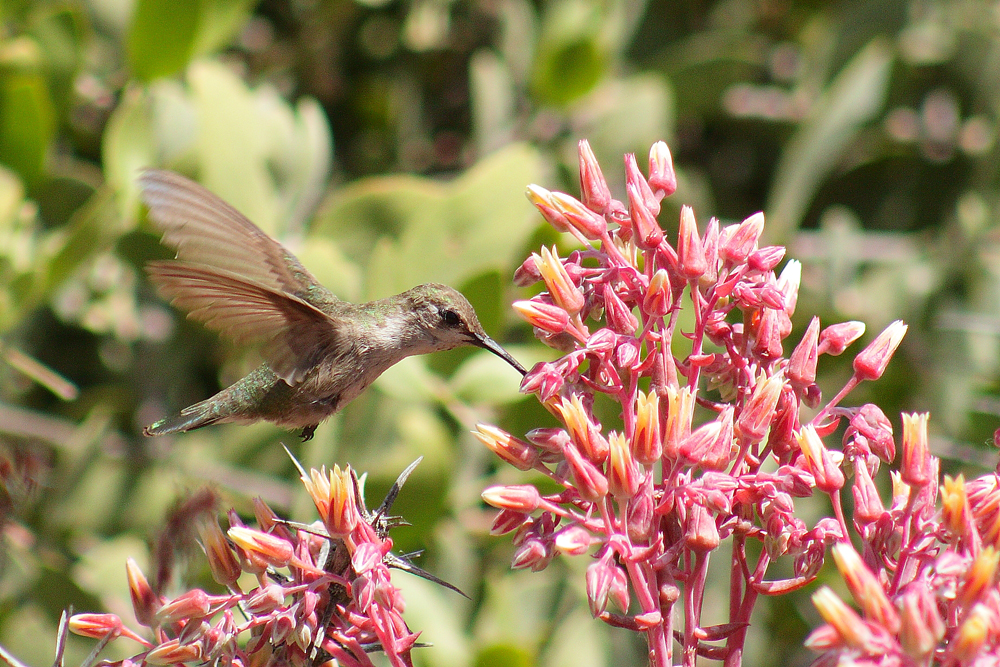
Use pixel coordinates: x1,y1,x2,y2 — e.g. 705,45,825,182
147,261,345,385
139,169,331,304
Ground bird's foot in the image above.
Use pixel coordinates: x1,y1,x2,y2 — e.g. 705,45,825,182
300,425,317,441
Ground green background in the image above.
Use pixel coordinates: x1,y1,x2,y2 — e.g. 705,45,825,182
1,0,998,665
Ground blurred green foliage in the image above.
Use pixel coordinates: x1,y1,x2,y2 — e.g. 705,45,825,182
1,0,1000,666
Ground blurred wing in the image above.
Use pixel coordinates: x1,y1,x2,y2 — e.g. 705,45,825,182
147,261,344,385
139,169,329,303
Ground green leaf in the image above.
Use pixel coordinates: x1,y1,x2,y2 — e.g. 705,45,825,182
127,0,200,81
314,143,548,299
765,39,893,241
102,85,157,221
0,71,55,185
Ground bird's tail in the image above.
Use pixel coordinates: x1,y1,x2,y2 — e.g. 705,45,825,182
143,399,222,436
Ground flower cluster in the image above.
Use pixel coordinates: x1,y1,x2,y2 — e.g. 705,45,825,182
69,463,422,667
478,139,1000,665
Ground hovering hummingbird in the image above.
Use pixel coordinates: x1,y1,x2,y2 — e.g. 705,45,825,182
140,170,526,441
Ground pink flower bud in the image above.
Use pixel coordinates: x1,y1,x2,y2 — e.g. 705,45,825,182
474,423,540,471
678,407,735,471
624,153,659,214
818,321,866,355
677,206,707,279
586,558,614,616
578,139,612,214
126,558,161,627
554,394,609,463
796,425,845,494
787,317,820,389
702,217,720,283
632,390,662,465
512,537,551,571
736,373,784,443
227,527,294,569
535,246,585,315
481,485,542,513
747,245,786,272
853,320,907,382
525,184,572,233
900,412,931,488
603,287,638,334
720,212,764,264
685,504,720,553
245,583,286,615
626,181,664,250
197,518,242,588
550,190,608,240
553,525,594,555
146,639,204,665
520,362,564,401
562,441,609,502
851,458,885,525
155,589,212,625
950,603,992,662
68,613,123,640
643,269,672,318
810,587,882,653
513,255,542,286
627,488,654,543
648,141,676,197
608,432,642,498
512,299,569,334
898,583,945,659
831,543,899,633
491,509,530,535
526,427,571,452
848,404,895,463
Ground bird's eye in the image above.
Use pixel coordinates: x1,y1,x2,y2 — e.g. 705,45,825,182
441,309,461,326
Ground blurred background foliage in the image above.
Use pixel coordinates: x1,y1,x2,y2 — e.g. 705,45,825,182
1,0,1000,665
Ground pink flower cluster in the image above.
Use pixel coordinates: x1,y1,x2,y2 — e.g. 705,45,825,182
69,464,418,667
478,139,1000,666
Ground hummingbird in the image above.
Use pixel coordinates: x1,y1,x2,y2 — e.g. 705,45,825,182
140,169,526,441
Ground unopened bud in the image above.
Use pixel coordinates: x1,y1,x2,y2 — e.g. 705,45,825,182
535,246,584,315
227,527,294,569
512,300,569,334
796,425,845,494
643,269,672,318
853,320,907,382
481,485,542,513
648,141,677,197
736,373,784,443
831,543,899,633
685,504,720,552
198,518,242,588
720,212,765,264
526,184,572,233
578,139,612,214
677,206,707,279
126,558,161,627
550,190,608,240
608,432,641,498
553,525,594,555
819,321,866,356
787,317,820,389
632,390,662,465
626,181,663,250
900,412,931,488
474,423,539,471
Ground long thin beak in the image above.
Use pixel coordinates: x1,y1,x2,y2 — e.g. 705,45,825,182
473,333,526,375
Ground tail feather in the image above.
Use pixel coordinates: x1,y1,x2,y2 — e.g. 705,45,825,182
143,404,222,436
